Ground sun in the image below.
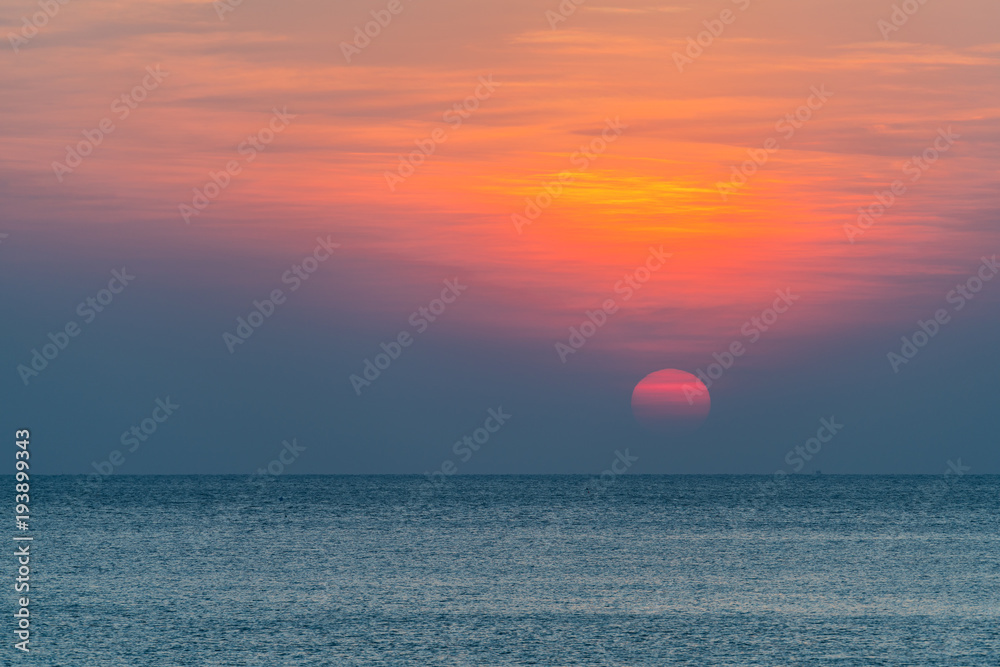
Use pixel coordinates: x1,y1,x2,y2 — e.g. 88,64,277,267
631,369,710,433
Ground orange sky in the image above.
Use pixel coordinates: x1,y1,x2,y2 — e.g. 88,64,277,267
3,0,998,367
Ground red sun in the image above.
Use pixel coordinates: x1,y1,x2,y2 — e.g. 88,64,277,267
631,369,710,433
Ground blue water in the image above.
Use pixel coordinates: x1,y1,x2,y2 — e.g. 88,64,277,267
23,475,1000,665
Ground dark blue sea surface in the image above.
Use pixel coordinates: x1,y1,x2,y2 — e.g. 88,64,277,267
25,475,1000,665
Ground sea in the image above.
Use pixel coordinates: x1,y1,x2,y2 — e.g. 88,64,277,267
22,475,1000,665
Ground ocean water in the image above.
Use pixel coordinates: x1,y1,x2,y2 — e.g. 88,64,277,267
24,475,1000,665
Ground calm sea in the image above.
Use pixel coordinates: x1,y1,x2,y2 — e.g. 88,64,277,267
22,475,1000,665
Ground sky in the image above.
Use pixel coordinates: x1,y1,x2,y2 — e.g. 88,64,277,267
1,0,998,476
